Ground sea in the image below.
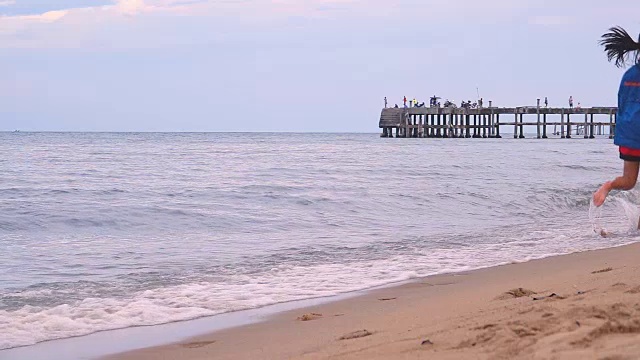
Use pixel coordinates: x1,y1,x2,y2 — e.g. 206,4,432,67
1,132,639,354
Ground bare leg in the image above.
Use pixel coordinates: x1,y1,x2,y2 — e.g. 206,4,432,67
593,160,640,206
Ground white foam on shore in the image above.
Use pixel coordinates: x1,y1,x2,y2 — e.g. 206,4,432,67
1,227,636,351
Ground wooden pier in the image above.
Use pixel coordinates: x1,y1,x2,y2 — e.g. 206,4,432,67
379,102,617,139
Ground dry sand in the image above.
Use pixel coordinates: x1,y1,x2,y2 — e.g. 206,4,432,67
106,242,640,360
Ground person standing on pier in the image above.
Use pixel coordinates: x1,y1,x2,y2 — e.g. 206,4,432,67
384,96,387,108
403,96,407,108
544,97,548,108
569,96,574,108
593,26,640,208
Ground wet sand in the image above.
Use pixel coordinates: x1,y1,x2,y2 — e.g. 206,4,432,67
105,242,640,360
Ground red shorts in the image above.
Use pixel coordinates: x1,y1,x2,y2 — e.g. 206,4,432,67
620,146,640,162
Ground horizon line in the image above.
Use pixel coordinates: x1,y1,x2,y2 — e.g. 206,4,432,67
1,130,380,134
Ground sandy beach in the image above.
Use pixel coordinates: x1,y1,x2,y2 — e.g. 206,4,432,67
104,241,640,360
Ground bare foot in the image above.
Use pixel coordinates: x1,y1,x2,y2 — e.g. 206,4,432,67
593,182,611,207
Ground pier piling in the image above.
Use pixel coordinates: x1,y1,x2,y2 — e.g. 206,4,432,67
379,105,616,139
609,111,615,139
536,99,541,139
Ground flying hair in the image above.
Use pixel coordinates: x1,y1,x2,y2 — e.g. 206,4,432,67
599,26,640,67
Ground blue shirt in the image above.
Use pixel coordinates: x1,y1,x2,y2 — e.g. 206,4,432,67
614,64,640,149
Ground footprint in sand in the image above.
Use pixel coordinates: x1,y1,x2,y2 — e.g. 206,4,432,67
591,267,613,274
533,293,566,301
496,288,536,300
611,282,628,290
610,282,640,294
473,324,497,330
339,329,373,340
181,340,216,349
297,313,323,321
624,286,640,294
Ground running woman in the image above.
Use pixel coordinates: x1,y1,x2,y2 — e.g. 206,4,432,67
593,26,640,207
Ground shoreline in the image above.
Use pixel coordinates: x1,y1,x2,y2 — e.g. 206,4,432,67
4,240,622,360
0,272,427,360
104,241,640,360
0,289,372,360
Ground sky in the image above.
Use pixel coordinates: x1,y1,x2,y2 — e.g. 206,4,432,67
0,0,639,132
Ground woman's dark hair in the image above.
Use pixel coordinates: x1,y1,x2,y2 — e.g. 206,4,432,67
600,26,640,67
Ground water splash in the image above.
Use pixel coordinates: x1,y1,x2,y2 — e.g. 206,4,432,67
614,197,640,232
589,197,606,235
589,191,640,237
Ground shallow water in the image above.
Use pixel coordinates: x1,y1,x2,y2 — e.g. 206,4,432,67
1,132,638,350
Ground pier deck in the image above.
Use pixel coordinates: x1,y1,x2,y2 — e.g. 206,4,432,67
379,105,617,139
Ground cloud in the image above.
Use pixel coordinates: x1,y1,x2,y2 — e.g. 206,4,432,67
0,0,637,50
0,0,16,6
0,0,198,47
116,0,147,15
19,10,68,22
0,10,68,37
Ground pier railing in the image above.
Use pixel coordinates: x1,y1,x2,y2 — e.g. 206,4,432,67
379,105,617,139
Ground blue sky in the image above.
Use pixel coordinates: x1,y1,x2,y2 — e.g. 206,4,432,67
0,0,112,15
0,0,639,132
